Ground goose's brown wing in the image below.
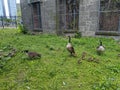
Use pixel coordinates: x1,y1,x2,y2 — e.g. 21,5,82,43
67,46,75,54
71,47,75,53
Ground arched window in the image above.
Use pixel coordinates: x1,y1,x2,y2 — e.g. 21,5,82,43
57,0,79,31
99,0,120,32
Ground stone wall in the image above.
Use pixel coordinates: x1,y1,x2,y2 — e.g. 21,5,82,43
79,0,99,36
20,0,100,36
20,0,56,34
41,0,56,34
20,0,33,31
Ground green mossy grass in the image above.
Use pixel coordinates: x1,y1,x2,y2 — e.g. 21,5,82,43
0,29,120,90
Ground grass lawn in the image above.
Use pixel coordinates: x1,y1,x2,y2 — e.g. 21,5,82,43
0,29,120,90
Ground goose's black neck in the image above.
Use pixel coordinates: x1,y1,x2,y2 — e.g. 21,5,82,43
100,41,102,46
68,36,71,43
24,50,29,53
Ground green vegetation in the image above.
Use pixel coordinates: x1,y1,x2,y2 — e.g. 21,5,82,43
18,24,28,34
0,29,120,90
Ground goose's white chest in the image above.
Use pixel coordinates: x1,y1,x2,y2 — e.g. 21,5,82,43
66,43,72,48
97,46,105,51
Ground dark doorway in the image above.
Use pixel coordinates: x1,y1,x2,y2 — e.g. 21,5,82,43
32,2,42,31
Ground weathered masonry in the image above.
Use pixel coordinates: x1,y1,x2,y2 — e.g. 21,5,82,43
20,0,120,36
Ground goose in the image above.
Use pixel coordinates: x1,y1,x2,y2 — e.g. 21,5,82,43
66,36,75,56
6,48,17,57
81,52,87,60
96,40,105,55
24,50,41,58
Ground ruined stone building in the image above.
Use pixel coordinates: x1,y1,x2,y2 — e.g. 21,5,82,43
20,0,120,36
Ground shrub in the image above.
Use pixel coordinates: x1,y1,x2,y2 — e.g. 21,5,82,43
18,24,28,34
74,32,82,38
